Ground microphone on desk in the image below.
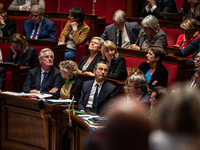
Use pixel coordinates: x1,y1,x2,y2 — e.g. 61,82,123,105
38,99,49,150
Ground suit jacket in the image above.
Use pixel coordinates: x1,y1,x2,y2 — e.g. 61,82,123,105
104,55,127,81
0,67,6,91
141,91,151,109
59,21,90,45
138,62,168,89
23,66,62,98
1,16,16,37
7,46,39,68
78,53,102,73
8,0,45,10
135,28,167,50
77,80,116,115
139,0,178,20
23,17,56,41
181,37,200,59
101,22,140,47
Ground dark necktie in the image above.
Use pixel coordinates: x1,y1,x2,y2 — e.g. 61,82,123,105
118,29,122,47
40,72,47,92
92,83,99,114
32,24,39,39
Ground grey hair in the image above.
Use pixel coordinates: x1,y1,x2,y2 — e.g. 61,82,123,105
30,5,44,14
91,36,104,48
39,48,54,58
141,15,159,31
128,74,148,91
113,9,126,22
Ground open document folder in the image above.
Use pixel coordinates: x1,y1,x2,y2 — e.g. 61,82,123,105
1,91,52,99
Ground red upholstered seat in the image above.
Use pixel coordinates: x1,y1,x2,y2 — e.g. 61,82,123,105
161,28,183,47
0,44,11,62
76,45,85,64
49,18,61,40
123,56,178,87
9,16,29,34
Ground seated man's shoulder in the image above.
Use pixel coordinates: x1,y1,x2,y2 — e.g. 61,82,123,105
104,80,116,89
43,17,55,25
125,21,139,27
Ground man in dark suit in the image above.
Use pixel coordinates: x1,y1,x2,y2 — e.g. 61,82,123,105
77,61,116,115
138,0,178,20
0,3,16,37
23,48,62,98
23,5,56,41
126,74,151,110
101,9,140,48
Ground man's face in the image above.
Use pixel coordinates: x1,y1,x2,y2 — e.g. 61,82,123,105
194,52,200,67
127,81,137,98
39,51,54,68
68,13,77,23
89,39,101,52
0,9,7,21
146,49,158,64
114,20,125,30
150,92,156,103
31,12,42,24
94,63,108,82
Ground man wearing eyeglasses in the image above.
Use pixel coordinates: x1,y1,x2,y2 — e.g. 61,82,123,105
23,5,56,41
77,61,116,115
0,3,16,37
23,48,62,98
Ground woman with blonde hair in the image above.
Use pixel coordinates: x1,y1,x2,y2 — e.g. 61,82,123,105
101,40,127,81
8,33,39,68
59,60,82,101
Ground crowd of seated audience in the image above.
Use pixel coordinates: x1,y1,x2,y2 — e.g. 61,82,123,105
1,1,200,150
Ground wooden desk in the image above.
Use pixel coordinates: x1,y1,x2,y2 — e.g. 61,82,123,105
0,93,92,150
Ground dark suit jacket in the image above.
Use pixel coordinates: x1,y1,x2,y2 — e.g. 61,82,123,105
101,22,140,47
60,77,83,101
181,37,200,59
139,0,178,20
7,46,39,68
77,80,116,115
23,66,62,98
78,53,102,73
0,67,6,91
104,55,127,81
138,62,168,89
2,16,16,37
23,17,56,41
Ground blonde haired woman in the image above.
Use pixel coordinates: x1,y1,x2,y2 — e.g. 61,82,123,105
101,40,127,81
59,60,82,101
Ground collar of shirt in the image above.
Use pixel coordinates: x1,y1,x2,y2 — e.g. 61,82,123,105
41,68,50,76
94,79,105,89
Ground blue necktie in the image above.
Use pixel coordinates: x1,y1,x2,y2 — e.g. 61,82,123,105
40,72,47,92
92,83,99,114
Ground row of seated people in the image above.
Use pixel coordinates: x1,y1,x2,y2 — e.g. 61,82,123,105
1,2,200,63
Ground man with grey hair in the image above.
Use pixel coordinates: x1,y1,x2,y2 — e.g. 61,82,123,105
126,74,151,110
23,48,62,98
101,9,140,48
23,5,56,40
8,0,45,11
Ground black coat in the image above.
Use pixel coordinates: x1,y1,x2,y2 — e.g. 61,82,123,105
2,16,16,37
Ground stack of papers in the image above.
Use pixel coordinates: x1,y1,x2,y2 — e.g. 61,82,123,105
45,99,75,104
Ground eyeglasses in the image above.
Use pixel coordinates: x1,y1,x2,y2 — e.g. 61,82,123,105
30,14,40,18
43,55,54,59
0,11,6,15
98,67,108,73
126,85,135,90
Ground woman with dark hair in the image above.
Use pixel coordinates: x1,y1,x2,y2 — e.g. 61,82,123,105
179,0,200,21
8,33,39,68
138,45,168,89
59,60,82,101
58,8,90,61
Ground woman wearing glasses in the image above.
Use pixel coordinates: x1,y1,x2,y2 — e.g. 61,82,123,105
128,15,167,51
8,33,39,68
101,40,127,81
138,45,168,89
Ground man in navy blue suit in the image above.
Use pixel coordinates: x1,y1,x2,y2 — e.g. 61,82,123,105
77,61,116,115
23,48,62,98
23,5,56,41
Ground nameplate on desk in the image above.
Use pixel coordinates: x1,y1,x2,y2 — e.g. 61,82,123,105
44,99,76,105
